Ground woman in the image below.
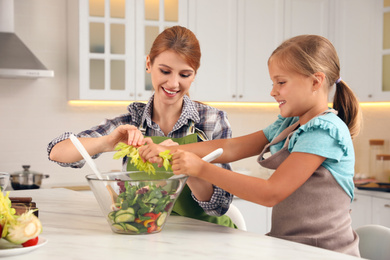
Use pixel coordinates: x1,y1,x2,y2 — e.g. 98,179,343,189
47,26,235,228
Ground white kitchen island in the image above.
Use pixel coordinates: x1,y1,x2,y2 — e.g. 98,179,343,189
1,188,362,260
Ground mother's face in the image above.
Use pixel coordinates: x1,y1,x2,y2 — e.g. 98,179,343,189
146,50,195,105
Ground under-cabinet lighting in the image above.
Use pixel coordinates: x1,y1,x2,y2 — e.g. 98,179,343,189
68,100,278,107
68,100,390,108
359,102,390,107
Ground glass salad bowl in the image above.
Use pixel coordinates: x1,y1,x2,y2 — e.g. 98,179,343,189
86,171,188,235
0,172,10,192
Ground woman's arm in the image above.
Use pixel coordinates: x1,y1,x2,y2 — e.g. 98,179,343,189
49,125,145,163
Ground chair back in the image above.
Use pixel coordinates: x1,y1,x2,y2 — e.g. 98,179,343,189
226,204,247,231
355,224,390,260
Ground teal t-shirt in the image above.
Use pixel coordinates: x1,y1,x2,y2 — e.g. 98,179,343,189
263,113,355,200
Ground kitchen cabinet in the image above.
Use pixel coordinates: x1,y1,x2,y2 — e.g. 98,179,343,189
283,0,333,40
188,0,335,102
232,197,272,234
350,192,372,229
67,0,188,101
372,197,390,227
67,0,385,102
187,0,283,102
335,0,385,102
350,189,390,229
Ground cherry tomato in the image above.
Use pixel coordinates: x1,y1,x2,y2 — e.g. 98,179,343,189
22,237,39,247
144,212,160,220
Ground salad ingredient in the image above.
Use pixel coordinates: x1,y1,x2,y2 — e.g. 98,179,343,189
0,191,42,245
5,211,42,244
22,236,39,247
107,181,175,234
113,142,172,175
156,212,168,227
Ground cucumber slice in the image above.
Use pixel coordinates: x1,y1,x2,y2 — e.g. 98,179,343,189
116,207,135,215
115,213,135,223
124,223,147,233
156,212,168,227
124,223,139,232
108,211,116,220
112,223,125,231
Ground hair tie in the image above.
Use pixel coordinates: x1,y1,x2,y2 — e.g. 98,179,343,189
336,77,342,84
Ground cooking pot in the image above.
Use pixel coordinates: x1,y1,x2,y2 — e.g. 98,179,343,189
10,165,49,190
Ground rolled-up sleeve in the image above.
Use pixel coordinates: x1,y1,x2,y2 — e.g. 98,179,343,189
47,113,133,168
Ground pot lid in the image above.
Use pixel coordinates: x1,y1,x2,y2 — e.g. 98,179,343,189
12,165,42,175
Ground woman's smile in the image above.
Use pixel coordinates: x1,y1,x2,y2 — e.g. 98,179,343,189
162,87,180,97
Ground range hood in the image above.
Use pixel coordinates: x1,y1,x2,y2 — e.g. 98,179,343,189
0,0,54,78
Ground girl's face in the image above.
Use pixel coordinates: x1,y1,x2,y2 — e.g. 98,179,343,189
268,59,326,124
147,50,195,106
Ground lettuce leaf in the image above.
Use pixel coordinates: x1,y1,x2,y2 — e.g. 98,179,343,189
113,142,172,175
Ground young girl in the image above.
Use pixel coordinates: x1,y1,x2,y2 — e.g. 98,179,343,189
139,35,361,256
47,26,236,228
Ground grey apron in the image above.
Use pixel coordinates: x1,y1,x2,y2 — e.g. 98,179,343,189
257,111,360,256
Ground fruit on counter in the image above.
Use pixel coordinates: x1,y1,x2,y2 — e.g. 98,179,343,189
0,191,42,247
113,142,172,175
107,181,175,234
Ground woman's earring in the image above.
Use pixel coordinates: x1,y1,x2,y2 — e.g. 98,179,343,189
146,67,148,71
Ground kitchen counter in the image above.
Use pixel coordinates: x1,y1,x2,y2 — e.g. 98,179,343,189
1,188,361,260
355,187,390,199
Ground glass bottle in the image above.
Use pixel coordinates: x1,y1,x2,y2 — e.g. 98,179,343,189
375,154,390,183
369,139,385,179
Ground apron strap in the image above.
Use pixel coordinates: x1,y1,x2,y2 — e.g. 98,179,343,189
260,109,337,157
139,120,209,141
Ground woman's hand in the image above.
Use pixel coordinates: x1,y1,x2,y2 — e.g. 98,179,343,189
170,150,206,177
105,125,145,152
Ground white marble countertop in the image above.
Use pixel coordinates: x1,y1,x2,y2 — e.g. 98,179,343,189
1,188,362,260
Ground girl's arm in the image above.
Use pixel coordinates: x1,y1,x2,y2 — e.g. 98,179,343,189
140,130,269,164
171,150,326,207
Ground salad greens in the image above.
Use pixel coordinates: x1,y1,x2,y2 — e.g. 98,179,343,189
108,181,174,234
113,142,172,175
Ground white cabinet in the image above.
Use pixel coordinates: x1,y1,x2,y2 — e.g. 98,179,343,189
188,0,283,102
335,0,384,102
186,0,238,102
188,0,335,102
232,197,272,234
67,0,188,101
236,0,283,103
350,189,390,229
283,0,333,40
350,193,372,229
67,0,385,102
372,197,390,227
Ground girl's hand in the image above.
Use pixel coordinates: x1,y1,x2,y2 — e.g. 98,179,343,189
159,139,179,146
138,139,167,167
106,125,145,151
171,150,205,177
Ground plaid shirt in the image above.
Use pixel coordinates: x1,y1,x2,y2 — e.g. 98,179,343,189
47,95,233,216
